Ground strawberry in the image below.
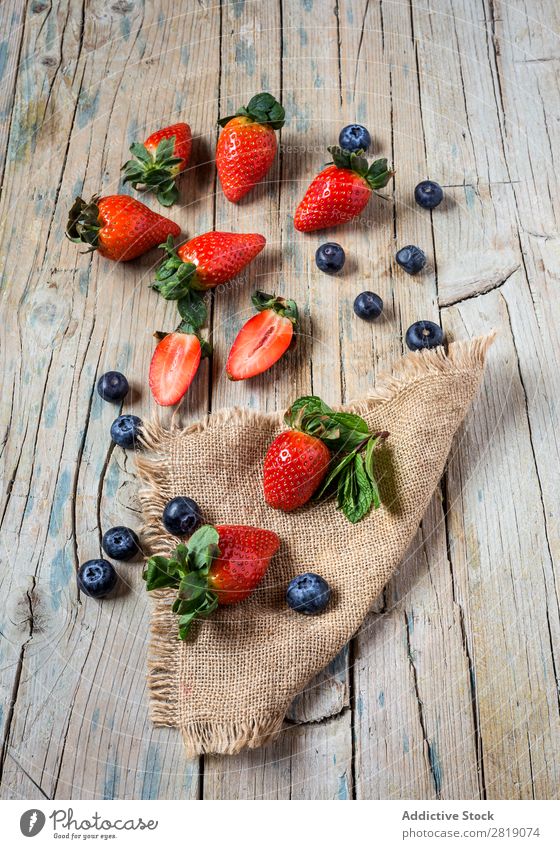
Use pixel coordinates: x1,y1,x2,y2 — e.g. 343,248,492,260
122,122,192,206
152,231,265,298
226,292,298,381
294,146,394,232
263,396,388,520
66,195,180,261
216,92,285,202
263,430,331,512
143,524,280,638
149,328,208,406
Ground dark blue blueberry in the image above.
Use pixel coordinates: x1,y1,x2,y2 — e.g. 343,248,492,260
162,496,203,537
315,242,345,274
110,414,142,448
97,371,129,402
338,124,371,153
353,291,383,321
286,573,332,615
102,526,141,561
405,320,445,351
396,245,426,275
414,180,444,210
78,559,118,598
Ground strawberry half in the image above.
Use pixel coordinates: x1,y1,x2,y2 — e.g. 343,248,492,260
122,122,192,206
216,92,285,203
294,146,394,232
66,195,180,261
152,231,265,298
149,328,209,407
143,524,280,639
226,291,298,381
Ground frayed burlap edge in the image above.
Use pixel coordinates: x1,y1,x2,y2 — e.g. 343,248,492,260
137,333,496,754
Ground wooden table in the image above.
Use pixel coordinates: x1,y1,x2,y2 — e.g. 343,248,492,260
1,0,559,801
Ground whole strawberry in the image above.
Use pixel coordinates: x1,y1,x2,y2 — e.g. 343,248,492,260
66,195,180,261
143,524,280,638
122,122,192,206
152,231,265,298
264,396,388,522
216,92,285,202
264,430,331,511
294,146,394,232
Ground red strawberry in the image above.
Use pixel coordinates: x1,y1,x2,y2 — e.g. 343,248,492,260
209,525,280,605
226,292,298,381
153,231,265,298
149,329,207,406
216,92,285,203
294,146,394,232
264,431,331,511
143,524,280,638
122,122,192,206
66,195,180,261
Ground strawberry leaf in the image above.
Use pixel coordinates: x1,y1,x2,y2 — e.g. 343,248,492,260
143,555,182,591
177,290,208,330
186,524,220,570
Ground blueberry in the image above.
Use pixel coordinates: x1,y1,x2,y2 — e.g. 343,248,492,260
405,320,445,351
102,526,141,561
315,242,345,274
339,124,371,153
286,573,332,615
97,371,129,402
353,291,383,321
162,496,203,536
396,245,426,275
110,414,142,448
414,180,444,210
78,559,118,599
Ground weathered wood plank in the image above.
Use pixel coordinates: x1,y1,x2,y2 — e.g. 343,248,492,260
0,0,226,800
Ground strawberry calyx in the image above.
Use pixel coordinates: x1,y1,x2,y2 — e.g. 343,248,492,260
122,136,184,206
218,92,285,129
251,290,299,325
285,395,389,523
143,525,221,639
66,195,102,251
152,235,198,300
327,146,395,191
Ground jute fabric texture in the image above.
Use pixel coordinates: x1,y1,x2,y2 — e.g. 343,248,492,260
137,335,494,757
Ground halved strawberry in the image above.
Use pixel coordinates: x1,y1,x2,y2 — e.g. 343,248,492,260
149,329,206,406
226,292,298,381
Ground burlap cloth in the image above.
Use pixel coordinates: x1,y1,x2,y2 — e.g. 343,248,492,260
137,334,494,757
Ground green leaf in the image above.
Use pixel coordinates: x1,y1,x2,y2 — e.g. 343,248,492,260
178,571,208,601
187,524,220,571
364,436,381,509
129,142,151,162
177,290,207,330
157,183,179,207
143,555,181,591
315,450,356,500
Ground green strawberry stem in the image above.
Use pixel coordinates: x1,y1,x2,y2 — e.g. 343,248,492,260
152,235,198,301
251,290,299,325
327,145,395,191
122,136,183,207
218,92,285,130
143,525,221,640
285,395,389,523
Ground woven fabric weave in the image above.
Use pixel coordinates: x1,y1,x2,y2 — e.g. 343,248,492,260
137,335,494,757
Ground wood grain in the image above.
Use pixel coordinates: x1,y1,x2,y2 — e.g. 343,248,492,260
1,0,559,800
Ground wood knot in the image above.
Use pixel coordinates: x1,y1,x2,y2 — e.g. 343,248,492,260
111,0,133,13
41,56,58,68
32,1,49,13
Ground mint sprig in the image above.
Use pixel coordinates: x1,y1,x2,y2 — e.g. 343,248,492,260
286,395,388,523
143,525,220,640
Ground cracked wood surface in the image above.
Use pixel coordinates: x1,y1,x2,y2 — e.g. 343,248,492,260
0,0,559,800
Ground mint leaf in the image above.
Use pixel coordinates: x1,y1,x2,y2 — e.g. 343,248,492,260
187,525,220,571
365,436,381,509
143,555,181,591
315,450,356,499
178,290,207,330
179,571,208,601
